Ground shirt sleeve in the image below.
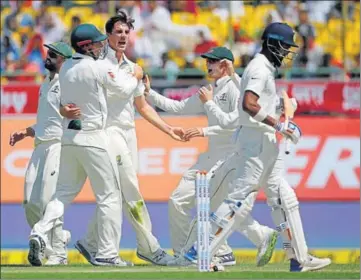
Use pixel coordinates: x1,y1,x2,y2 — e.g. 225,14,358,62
226,82,240,112
202,125,235,136
134,81,145,98
148,89,204,114
243,67,267,97
95,61,138,99
203,100,240,129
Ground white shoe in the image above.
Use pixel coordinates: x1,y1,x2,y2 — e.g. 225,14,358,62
45,256,68,265
256,229,278,267
137,249,175,266
213,252,236,266
301,255,332,272
290,255,332,272
28,234,46,266
94,256,134,267
167,255,194,266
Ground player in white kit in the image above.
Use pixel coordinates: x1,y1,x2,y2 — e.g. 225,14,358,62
64,12,181,266
144,47,278,267
9,42,73,265
27,24,140,266
182,22,331,272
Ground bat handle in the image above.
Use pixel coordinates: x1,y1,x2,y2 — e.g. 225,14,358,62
284,117,291,155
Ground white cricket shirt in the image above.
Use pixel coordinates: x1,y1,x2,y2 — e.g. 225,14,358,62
240,53,278,132
148,75,239,153
59,52,138,135
105,48,144,129
32,73,63,143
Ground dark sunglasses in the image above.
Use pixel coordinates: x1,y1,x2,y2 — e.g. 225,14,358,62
48,51,58,59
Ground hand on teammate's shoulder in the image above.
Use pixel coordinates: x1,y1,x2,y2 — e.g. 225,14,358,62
133,64,144,81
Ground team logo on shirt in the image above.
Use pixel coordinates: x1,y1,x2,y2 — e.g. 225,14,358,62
219,93,227,102
116,155,122,166
51,85,60,94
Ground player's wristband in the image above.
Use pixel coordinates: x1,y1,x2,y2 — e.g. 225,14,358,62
253,108,267,122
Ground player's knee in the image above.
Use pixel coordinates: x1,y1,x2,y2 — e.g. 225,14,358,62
168,194,187,212
46,199,65,218
24,202,41,227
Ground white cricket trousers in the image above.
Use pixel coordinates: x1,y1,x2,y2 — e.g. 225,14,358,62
83,127,160,256
24,140,67,258
169,150,272,256
229,127,307,260
228,127,281,205
32,131,122,259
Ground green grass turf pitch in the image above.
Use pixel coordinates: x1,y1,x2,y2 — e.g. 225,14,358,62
1,264,359,279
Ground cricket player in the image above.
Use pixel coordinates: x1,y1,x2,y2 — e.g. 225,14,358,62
28,23,141,267
9,42,73,265
64,12,181,266
183,22,331,272
144,47,278,267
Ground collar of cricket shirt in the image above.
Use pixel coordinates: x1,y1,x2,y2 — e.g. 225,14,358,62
72,52,95,60
48,73,59,84
215,75,231,89
72,53,94,60
255,53,276,74
107,47,129,67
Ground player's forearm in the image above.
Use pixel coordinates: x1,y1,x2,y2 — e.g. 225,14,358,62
138,104,172,135
25,126,35,137
202,125,235,136
204,100,240,129
148,89,186,114
242,99,277,128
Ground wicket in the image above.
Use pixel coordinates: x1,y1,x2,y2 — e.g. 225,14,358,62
195,171,210,272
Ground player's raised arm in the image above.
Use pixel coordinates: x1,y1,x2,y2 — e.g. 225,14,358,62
222,59,241,89
143,75,203,114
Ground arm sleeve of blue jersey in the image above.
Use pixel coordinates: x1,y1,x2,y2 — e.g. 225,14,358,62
203,100,240,129
244,68,267,97
147,89,204,114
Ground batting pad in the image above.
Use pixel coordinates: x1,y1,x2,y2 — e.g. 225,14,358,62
279,183,308,264
209,192,258,258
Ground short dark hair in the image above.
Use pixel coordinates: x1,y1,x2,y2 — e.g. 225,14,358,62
105,10,135,34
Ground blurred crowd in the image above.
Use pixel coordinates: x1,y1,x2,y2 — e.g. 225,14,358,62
1,0,360,82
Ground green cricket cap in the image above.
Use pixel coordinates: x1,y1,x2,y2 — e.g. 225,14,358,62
201,47,234,62
44,42,73,58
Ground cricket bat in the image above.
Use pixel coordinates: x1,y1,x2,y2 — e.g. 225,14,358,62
282,90,295,154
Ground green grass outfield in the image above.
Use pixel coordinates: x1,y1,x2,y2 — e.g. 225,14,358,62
1,264,359,279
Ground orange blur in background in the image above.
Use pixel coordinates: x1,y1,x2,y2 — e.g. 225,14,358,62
1,116,359,203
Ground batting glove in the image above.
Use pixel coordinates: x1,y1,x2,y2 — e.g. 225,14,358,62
274,121,302,144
